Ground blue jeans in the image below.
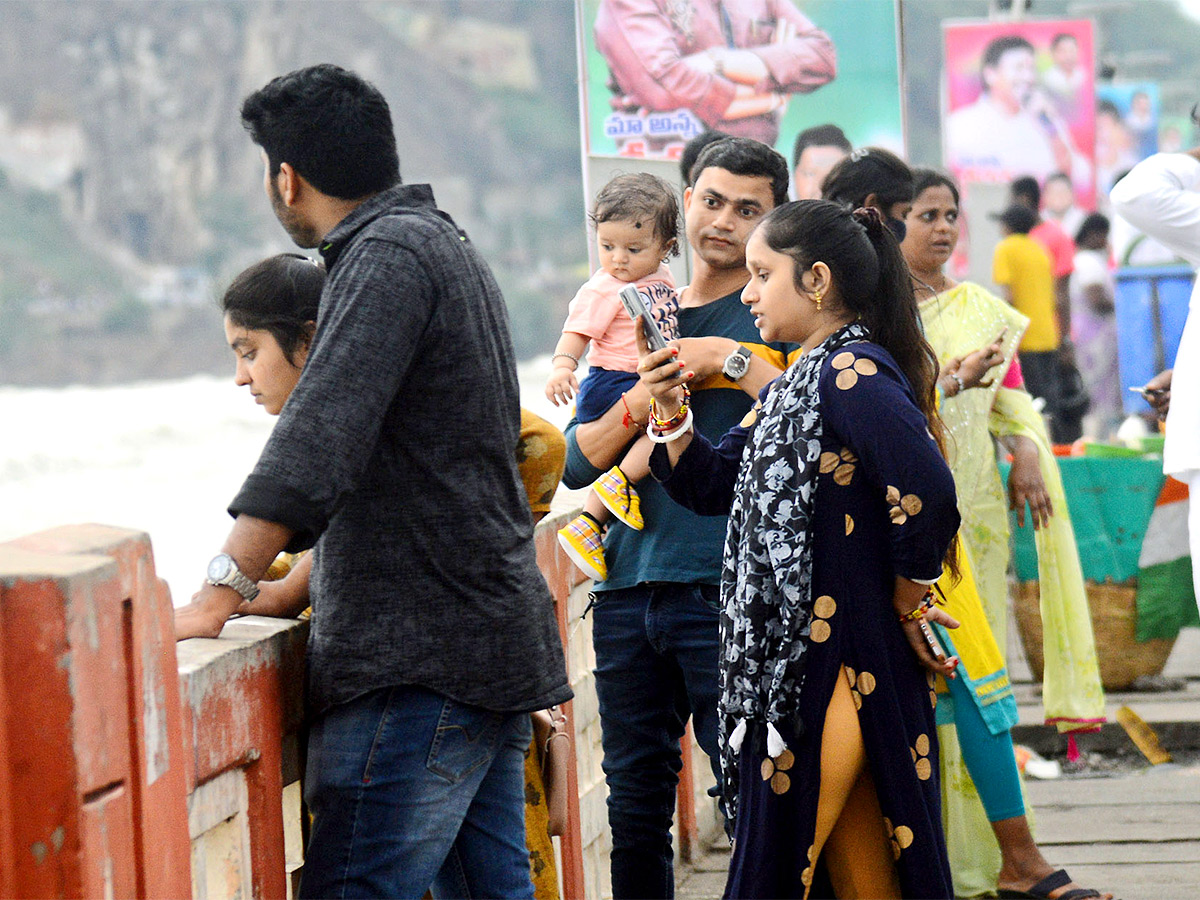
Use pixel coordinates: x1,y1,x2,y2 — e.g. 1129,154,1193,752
592,583,723,899
298,685,534,900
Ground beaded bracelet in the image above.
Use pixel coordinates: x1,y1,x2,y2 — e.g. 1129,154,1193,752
647,407,694,443
898,590,937,623
949,373,965,396
552,352,580,369
649,384,691,432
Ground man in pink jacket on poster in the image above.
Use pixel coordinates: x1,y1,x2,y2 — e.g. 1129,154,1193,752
594,0,836,146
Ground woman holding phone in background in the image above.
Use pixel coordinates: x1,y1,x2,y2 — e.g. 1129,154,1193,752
901,168,1110,900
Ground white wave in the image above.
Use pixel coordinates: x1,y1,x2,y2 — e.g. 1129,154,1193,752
1,361,578,604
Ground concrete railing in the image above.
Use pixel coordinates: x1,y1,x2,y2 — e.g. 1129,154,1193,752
0,518,721,898
0,525,192,899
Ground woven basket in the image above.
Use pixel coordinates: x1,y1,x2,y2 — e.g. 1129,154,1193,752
1013,579,1177,690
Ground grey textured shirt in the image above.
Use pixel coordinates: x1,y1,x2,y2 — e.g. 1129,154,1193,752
230,183,571,716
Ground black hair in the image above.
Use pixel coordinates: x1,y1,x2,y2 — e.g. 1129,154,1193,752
1010,175,1041,208
983,35,1035,71
821,147,914,213
759,201,938,420
220,254,324,363
1075,212,1110,245
759,200,957,574
997,204,1038,234
911,167,960,207
1097,98,1122,118
689,136,790,207
791,123,852,170
590,173,681,257
241,64,401,200
679,130,730,185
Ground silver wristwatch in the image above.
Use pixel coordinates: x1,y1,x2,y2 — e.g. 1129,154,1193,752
722,345,753,381
205,553,260,602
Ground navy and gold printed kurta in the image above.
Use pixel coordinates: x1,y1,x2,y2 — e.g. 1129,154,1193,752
652,341,958,899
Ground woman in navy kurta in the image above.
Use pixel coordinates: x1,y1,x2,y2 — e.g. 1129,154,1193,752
640,200,960,899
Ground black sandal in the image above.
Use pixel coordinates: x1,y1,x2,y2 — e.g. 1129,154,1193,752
997,868,1109,900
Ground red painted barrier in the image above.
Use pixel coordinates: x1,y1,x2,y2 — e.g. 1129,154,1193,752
1,519,713,898
0,525,191,899
535,522,590,900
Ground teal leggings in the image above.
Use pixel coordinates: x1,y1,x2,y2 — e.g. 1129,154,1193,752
947,672,1027,822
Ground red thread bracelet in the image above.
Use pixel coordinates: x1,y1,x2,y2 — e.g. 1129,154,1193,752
621,392,636,429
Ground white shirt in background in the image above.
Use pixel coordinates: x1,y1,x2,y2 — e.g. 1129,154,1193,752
1111,155,1200,463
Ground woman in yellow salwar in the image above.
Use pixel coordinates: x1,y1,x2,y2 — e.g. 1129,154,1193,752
821,153,1110,899
899,167,1111,900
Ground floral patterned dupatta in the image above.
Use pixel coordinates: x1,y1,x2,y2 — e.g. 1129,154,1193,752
718,321,869,822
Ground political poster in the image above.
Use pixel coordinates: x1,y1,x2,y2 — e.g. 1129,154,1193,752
580,0,903,168
1096,83,1160,196
943,19,1096,207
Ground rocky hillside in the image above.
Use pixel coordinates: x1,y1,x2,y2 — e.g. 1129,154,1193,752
0,1,589,384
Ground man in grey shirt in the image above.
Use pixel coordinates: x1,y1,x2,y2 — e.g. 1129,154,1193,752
174,64,570,899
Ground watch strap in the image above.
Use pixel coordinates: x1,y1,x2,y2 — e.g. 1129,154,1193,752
224,568,260,602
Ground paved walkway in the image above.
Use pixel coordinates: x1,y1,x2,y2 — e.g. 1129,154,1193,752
675,627,1200,899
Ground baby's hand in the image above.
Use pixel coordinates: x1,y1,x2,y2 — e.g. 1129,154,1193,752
546,367,579,407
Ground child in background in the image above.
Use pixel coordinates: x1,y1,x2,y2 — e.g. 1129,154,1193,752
546,173,680,581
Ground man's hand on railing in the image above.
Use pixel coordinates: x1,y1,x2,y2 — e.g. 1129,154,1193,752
173,586,239,640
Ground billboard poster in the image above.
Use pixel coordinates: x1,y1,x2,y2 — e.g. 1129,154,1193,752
579,0,903,167
1095,83,1160,196
943,19,1096,207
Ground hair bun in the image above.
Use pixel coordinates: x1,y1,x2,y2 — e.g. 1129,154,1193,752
849,206,888,237
852,206,885,237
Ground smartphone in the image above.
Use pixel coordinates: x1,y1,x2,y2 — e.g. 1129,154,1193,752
1129,386,1165,398
619,285,669,354
918,619,947,663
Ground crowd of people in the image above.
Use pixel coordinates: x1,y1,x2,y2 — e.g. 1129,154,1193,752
169,61,1197,900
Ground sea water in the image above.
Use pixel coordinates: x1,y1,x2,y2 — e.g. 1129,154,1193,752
0,357,568,604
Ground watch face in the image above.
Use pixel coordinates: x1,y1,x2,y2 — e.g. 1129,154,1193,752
725,351,749,377
207,554,232,581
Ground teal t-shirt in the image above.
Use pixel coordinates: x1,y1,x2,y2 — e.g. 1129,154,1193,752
562,290,799,591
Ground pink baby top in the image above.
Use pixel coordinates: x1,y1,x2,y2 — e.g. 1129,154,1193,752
562,264,679,372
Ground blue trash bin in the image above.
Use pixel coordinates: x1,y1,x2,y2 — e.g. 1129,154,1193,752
1114,264,1192,414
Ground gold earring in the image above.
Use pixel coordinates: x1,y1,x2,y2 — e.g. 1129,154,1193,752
814,289,823,312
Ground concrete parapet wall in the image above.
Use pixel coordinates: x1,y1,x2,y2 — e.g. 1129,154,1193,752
0,517,720,899
177,616,308,900
0,524,191,899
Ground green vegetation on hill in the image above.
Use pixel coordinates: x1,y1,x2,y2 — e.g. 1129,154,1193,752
0,170,129,307
0,170,149,369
